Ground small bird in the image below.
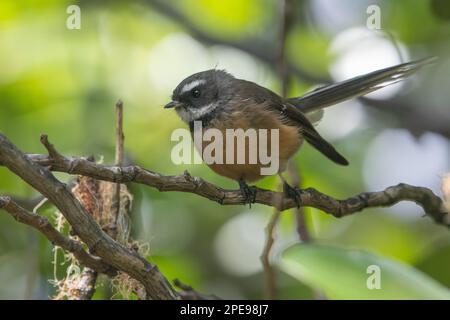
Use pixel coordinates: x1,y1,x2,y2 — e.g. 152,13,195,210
165,58,434,204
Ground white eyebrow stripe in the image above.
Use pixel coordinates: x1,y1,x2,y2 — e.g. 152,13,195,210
180,79,206,94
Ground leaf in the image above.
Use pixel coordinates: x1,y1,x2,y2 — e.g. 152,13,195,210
280,244,450,300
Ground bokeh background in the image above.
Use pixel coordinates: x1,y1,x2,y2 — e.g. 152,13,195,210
0,0,449,299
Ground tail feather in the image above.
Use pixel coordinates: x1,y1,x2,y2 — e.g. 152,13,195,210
288,57,436,113
302,129,349,166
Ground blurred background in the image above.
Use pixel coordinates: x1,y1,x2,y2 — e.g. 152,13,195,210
0,0,449,299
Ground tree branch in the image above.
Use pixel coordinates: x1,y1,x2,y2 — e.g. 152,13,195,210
0,196,114,275
261,206,282,300
0,133,179,300
0,135,446,228
173,279,220,300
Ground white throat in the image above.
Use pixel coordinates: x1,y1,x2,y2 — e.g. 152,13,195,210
176,103,218,123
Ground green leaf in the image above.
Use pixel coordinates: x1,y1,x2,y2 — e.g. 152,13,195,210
280,244,450,300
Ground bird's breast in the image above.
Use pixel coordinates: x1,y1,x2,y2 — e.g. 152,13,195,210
192,104,303,182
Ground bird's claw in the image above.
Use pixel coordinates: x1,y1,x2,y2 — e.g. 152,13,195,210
239,179,257,208
283,181,302,208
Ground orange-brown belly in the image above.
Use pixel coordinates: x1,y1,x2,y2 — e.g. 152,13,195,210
194,107,303,182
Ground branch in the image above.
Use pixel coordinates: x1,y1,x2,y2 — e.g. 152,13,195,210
0,196,114,275
0,137,445,228
286,162,311,243
109,99,125,240
0,133,179,299
261,206,281,300
173,279,220,300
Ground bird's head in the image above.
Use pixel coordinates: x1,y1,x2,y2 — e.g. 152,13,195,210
164,69,234,123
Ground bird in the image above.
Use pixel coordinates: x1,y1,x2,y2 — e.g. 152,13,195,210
164,57,435,205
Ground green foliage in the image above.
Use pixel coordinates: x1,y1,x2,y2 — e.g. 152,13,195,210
281,244,450,299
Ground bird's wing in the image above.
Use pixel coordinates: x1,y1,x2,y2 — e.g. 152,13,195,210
287,57,436,113
276,101,349,166
234,79,349,166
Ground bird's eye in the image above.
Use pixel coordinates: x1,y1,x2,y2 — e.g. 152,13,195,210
191,88,201,98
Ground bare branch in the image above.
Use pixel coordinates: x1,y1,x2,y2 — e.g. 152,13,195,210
173,279,220,300
4,145,447,228
287,162,311,243
109,99,125,240
0,196,114,275
261,206,282,300
115,100,125,167
0,133,179,299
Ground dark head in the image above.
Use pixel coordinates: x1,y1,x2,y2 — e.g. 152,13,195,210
164,69,234,123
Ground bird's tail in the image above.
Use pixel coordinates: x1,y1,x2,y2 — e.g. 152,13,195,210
288,57,436,113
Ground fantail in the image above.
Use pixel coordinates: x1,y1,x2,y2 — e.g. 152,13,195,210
164,58,434,204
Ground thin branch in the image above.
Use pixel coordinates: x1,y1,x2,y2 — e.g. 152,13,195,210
4,146,447,228
66,99,128,300
0,133,179,300
0,196,114,275
115,100,125,167
276,0,294,97
114,100,124,232
261,205,282,300
108,99,125,240
173,279,220,300
288,162,311,243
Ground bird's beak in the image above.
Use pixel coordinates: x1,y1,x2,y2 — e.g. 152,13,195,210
164,100,179,109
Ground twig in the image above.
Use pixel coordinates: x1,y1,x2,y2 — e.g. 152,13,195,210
276,0,294,97
0,196,114,275
173,279,220,300
261,205,282,300
288,162,311,243
108,100,125,240
114,100,124,227
115,100,124,167
0,133,179,299
7,195,45,211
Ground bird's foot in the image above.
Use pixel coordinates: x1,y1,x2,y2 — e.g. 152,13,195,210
238,179,257,208
282,181,302,208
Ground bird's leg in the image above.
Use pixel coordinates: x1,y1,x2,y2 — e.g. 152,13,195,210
238,178,257,208
278,174,302,208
